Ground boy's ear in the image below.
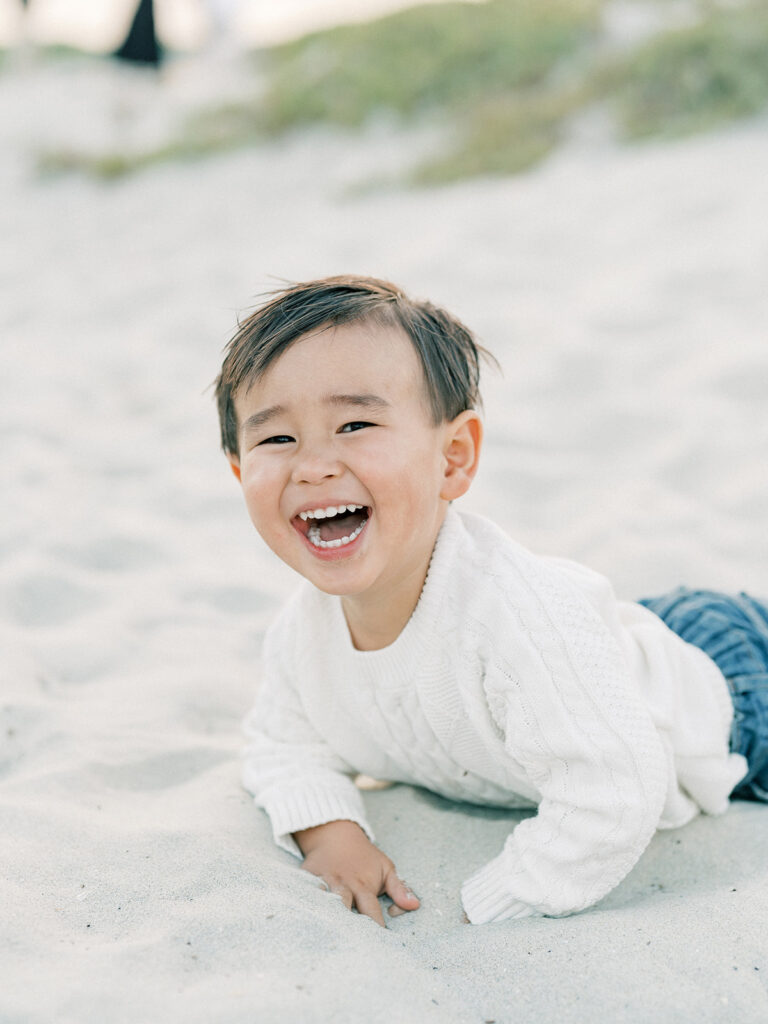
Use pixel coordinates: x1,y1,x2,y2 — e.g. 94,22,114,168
440,410,482,501
227,454,242,483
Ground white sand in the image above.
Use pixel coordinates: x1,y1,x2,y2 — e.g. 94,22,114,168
2,51,768,1023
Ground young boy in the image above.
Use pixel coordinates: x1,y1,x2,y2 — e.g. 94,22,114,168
215,275,768,927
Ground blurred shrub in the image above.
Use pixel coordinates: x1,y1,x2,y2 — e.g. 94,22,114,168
413,85,588,183
607,2,768,138
260,0,603,130
34,0,768,183
258,0,768,179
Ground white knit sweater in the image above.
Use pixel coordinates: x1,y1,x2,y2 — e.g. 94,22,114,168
242,507,748,923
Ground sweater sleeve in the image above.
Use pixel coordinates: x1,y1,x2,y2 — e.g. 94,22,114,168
242,605,374,857
461,568,668,924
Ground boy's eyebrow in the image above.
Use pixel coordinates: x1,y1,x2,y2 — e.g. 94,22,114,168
323,393,390,410
241,394,390,438
241,404,285,435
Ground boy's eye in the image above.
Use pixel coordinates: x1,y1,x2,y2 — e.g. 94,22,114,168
339,421,374,433
258,435,294,445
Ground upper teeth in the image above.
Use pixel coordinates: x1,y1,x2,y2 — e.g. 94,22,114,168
299,504,364,521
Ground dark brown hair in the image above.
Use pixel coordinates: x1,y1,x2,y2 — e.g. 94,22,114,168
215,274,495,455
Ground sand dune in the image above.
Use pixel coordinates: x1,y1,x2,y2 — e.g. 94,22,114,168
2,50,767,1023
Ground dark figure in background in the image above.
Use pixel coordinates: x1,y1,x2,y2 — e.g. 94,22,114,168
114,0,162,67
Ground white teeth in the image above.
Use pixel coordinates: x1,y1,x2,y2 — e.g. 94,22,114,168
299,504,364,522
307,518,367,550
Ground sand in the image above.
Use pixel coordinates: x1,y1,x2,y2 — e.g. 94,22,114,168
2,48,768,1023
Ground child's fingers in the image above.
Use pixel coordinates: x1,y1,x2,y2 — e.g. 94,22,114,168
302,868,352,908
329,882,354,911
354,890,387,928
387,903,409,917
384,871,420,911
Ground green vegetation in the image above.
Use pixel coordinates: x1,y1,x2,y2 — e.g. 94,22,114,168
34,0,768,184
39,43,100,60
37,131,246,181
254,0,604,181
259,0,603,130
606,3,768,138
412,84,589,183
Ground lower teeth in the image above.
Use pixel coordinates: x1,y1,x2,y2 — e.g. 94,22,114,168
307,518,367,549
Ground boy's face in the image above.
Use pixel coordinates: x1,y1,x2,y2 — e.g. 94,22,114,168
229,321,460,608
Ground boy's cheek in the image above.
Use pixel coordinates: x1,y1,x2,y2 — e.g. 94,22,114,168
240,475,282,533
238,458,267,493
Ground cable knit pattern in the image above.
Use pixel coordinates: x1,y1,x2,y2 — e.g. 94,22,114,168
242,508,748,922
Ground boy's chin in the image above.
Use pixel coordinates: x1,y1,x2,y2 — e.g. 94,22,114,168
302,573,369,599
295,557,379,599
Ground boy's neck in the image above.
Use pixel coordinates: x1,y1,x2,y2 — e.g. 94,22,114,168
340,555,433,651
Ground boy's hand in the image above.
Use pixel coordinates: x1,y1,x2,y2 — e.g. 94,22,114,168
294,820,420,928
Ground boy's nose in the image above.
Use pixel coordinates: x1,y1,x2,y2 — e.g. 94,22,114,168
291,449,343,486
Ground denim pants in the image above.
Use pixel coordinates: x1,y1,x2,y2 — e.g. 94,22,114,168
638,588,768,802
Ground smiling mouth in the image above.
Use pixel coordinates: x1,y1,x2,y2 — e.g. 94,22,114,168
294,504,370,550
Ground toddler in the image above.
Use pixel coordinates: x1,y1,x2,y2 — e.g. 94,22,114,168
215,275,768,926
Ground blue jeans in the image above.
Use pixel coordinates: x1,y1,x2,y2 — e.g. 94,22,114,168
638,588,768,802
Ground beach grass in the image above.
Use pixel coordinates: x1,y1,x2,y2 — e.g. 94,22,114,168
0,42,101,66
36,131,245,181
258,0,604,130
34,0,768,184
252,0,603,181
411,84,589,183
605,2,768,138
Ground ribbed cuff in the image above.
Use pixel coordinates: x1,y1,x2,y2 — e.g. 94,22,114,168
262,783,374,858
461,854,538,924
